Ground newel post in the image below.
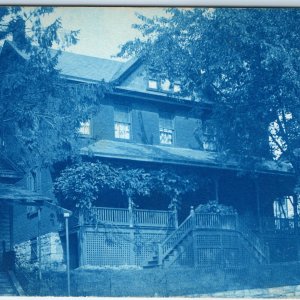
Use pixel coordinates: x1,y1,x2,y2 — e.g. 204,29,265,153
128,196,135,264
171,199,179,229
158,244,163,266
190,206,195,227
190,206,197,267
128,197,134,228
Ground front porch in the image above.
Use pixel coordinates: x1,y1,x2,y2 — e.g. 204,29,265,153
70,205,299,269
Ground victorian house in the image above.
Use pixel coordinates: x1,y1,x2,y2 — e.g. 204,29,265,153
0,40,296,272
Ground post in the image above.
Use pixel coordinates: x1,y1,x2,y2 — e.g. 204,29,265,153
171,199,179,229
292,194,299,233
78,211,86,267
213,176,220,203
158,244,163,266
64,212,71,297
128,197,134,228
254,179,262,233
190,206,197,267
37,207,42,281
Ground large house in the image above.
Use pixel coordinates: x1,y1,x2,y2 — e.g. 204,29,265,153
0,40,297,272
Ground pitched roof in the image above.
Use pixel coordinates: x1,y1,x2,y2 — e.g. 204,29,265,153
56,51,125,82
3,41,126,83
81,140,293,176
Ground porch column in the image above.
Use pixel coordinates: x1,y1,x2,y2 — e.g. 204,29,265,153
78,211,87,267
292,193,299,234
128,197,135,264
37,207,42,280
212,176,220,202
254,179,262,233
128,197,134,228
190,206,198,268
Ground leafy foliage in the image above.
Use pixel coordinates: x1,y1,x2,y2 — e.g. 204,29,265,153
195,200,237,215
119,8,300,180
54,161,200,211
0,7,106,170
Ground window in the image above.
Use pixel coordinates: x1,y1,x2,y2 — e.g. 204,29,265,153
27,170,39,218
78,120,91,136
173,83,181,93
159,115,174,145
148,78,181,94
114,106,131,140
202,121,217,151
30,238,38,262
161,79,171,92
148,79,158,90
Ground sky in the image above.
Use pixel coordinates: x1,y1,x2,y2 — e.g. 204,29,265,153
47,7,166,61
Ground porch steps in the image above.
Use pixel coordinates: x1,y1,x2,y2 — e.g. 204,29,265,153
144,213,269,269
0,271,17,296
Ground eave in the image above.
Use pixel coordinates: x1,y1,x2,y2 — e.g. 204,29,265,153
81,139,294,178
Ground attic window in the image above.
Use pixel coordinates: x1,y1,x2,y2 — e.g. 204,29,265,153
79,120,91,136
161,79,171,91
148,79,158,90
173,83,181,93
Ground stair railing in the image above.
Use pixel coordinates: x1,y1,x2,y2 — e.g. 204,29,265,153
159,208,195,265
236,216,269,264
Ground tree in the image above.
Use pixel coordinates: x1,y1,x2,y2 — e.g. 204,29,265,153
53,161,200,213
0,7,106,171
119,8,300,201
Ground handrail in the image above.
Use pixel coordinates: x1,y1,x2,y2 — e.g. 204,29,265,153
135,209,173,227
236,218,269,263
160,214,193,260
195,213,237,230
85,207,174,228
89,207,129,224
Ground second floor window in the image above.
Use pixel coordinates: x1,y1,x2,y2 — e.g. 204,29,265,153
202,121,217,151
114,106,131,140
159,115,174,145
79,120,91,136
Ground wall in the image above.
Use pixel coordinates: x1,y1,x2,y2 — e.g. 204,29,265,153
80,226,171,267
14,232,65,271
90,97,204,150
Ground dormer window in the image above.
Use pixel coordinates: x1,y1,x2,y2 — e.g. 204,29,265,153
161,79,171,92
173,83,181,93
147,77,181,94
79,120,91,136
148,79,158,90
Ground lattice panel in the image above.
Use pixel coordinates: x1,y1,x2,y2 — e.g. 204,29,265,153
196,234,221,247
134,233,166,266
197,248,223,266
174,240,194,267
223,248,240,265
85,231,131,266
222,234,239,247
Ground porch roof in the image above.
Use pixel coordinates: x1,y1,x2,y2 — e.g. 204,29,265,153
0,183,72,215
81,140,293,176
0,183,51,203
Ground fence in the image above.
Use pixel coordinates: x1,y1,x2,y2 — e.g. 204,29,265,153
82,207,175,228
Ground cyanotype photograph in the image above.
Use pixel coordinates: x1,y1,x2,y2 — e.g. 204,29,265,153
0,6,299,297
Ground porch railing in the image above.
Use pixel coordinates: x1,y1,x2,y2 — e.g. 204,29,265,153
135,209,173,227
90,207,129,225
261,217,298,232
83,206,175,228
195,213,237,230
